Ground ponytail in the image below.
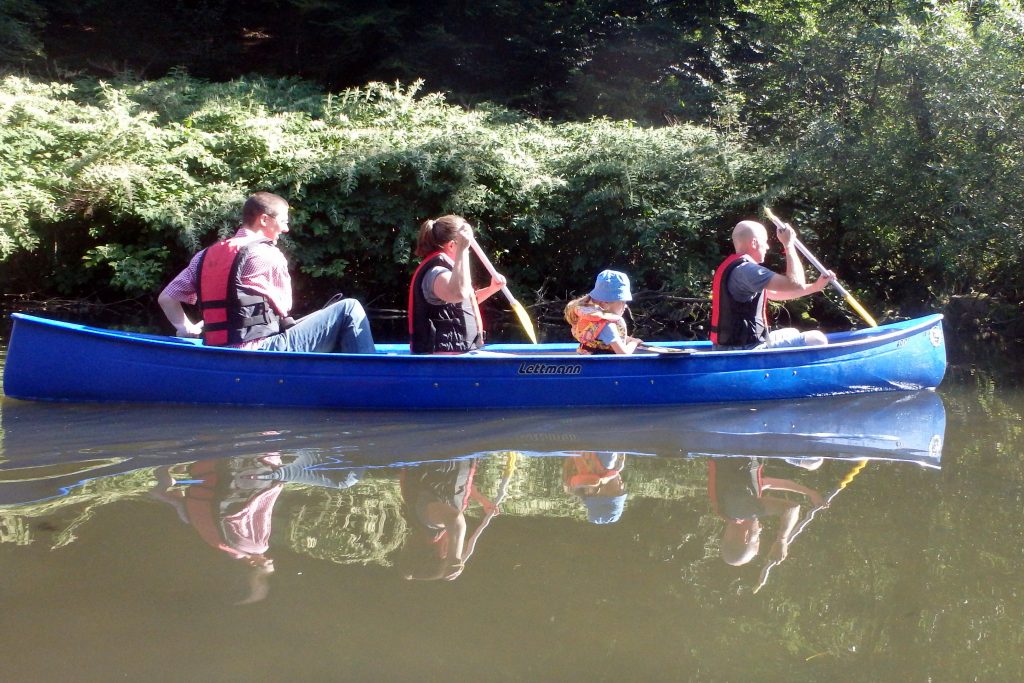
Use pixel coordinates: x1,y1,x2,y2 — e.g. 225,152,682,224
415,215,465,258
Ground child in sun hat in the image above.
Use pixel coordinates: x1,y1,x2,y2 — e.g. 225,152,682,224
564,269,643,354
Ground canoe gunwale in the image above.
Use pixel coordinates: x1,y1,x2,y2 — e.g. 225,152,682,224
8,311,942,360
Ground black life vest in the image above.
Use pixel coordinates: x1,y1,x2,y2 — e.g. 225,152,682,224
197,237,282,347
707,458,764,521
407,252,482,354
710,254,769,348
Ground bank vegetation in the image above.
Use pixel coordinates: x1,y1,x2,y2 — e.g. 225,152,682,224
1,1,1022,342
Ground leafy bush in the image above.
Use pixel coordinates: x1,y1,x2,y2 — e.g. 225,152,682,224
740,1,1024,318
0,74,765,324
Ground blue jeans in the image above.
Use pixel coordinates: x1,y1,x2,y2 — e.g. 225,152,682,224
258,299,376,354
260,450,365,490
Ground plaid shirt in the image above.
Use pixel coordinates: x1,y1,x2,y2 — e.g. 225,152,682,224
162,227,292,348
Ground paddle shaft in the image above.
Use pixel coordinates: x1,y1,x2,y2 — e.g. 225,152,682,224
636,343,692,355
468,239,516,305
787,458,868,544
763,208,878,327
463,453,517,561
791,238,849,297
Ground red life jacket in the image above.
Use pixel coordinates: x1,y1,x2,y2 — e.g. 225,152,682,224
710,254,769,348
197,237,282,347
407,252,482,353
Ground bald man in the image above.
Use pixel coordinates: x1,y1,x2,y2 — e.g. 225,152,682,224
710,220,834,350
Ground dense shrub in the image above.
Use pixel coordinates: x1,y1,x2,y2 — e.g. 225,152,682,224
740,1,1024,321
0,74,765,331
4,0,1024,342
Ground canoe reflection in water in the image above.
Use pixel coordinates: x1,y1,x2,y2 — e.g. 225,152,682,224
147,452,365,603
0,391,945,594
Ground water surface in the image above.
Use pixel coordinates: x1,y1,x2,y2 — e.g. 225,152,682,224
1,349,1021,682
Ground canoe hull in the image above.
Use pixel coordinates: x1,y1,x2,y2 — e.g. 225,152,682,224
3,313,946,409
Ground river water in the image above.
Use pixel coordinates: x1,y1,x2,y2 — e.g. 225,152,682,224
1,343,1021,682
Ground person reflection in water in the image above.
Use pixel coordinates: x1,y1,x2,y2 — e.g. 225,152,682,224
150,450,365,603
398,458,497,581
150,456,285,604
707,457,825,566
562,452,628,524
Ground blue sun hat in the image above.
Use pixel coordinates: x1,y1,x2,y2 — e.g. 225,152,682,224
589,270,632,302
582,493,628,524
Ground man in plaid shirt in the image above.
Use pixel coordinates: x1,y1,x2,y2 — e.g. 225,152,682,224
158,192,375,353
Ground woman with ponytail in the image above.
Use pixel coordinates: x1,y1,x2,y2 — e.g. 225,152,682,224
408,215,505,354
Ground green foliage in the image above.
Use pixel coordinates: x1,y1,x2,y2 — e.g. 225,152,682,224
0,74,765,322
538,119,767,295
0,75,249,297
82,243,170,295
739,0,1024,316
0,0,45,63
3,0,1024,334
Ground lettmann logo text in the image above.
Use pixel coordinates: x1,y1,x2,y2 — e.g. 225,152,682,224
517,363,582,375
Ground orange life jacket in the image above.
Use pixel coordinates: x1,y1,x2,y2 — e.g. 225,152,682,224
563,453,623,489
569,305,627,354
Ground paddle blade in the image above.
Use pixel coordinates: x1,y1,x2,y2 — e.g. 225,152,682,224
843,294,878,328
510,299,538,344
503,452,518,478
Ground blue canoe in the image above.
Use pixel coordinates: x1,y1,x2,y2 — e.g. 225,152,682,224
2,312,946,409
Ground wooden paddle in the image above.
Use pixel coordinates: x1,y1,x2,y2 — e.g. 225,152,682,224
637,343,694,355
468,239,539,344
763,208,878,328
460,452,518,565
